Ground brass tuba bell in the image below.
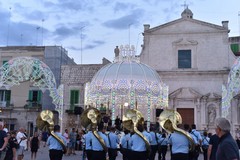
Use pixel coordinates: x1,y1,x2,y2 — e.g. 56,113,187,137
158,109,195,151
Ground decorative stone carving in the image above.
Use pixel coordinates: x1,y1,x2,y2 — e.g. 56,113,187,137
208,105,216,124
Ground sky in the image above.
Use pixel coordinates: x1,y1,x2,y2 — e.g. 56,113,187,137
0,0,239,64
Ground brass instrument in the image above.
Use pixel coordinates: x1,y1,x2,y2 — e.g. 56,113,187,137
36,110,67,153
122,109,151,154
158,109,195,151
80,107,108,152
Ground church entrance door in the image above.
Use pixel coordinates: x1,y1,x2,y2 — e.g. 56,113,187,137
177,108,194,126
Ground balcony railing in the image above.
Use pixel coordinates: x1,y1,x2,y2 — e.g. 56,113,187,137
24,101,42,109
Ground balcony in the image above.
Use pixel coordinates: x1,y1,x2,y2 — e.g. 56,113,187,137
24,101,42,109
0,101,13,109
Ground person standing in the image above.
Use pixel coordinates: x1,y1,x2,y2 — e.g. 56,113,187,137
215,117,239,160
47,125,67,160
207,133,219,160
191,124,202,160
41,131,48,147
0,121,8,160
30,132,40,160
129,125,150,160
149,126,160,160
107,126,119,160
201,131,210,160
16,127,27,160
83,130,93,160
4,131,17,160
120,129,131,160
63,129,70,155
69,128,77,155
91,123,109,160
158,133,168,160
168,129,190,160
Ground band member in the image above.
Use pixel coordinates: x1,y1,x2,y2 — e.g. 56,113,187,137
47,125,67,160
91,123,109,160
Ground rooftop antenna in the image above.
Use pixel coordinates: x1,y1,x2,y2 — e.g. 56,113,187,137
80,26,85,64
128,23,132,46
6,7,11,46
20,34,23,46
36,26,40,46
41,19,44,46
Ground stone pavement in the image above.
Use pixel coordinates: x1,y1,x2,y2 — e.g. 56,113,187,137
23,144,204,160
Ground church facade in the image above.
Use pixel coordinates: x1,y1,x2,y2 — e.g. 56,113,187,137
140,8,238,134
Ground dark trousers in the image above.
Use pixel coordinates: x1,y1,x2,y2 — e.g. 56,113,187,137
159,145,168,160
91,151,106,160
172,153,189,160
49,149,63,160
202,147,208,160
85,149,93,160
108,148,118,160
149,145,158,160
121,148,131,160
130,150,148,160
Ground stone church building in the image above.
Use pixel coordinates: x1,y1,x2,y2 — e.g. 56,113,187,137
61,8,239,135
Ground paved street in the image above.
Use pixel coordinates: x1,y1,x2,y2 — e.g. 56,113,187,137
23,143,204,160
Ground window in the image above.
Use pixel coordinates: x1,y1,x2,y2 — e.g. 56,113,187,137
28,90,42,107
70,90,79,110
2,60,8,65
0,90,11,107
178,50,191,68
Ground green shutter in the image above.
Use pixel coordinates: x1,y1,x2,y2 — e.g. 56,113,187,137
5,90,11,106
28,90,33,101
74,90,79,104
37,90,42,102
70,90,75,105
70,90,79,110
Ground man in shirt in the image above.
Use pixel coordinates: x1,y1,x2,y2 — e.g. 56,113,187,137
168,129,189,160
47,125,67,160
0,121,8,160
83,130,93,160
129,124,151,160
107,126,119,160
191,124,202,160
207,133,219,160
69,128,77,155
91,123,109,160
215,117,239,160
149,126,160,160
16,127,27,160
120,129,131,160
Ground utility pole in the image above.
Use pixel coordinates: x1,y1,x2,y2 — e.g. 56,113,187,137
80,26,85,64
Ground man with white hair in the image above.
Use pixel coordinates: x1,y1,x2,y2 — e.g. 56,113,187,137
215,117,239,160
0,121,8,160
16,127,27,160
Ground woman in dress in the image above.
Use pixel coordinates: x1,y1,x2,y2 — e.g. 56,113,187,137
30,132,40,160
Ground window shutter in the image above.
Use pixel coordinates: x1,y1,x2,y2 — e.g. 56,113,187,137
28,90,33,101
74,90,79,104
37,91,42,102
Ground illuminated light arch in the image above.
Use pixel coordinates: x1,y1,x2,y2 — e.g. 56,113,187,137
0,57,63,124
222,57,240,117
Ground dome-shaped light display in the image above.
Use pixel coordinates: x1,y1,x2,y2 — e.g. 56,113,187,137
85,45,168,126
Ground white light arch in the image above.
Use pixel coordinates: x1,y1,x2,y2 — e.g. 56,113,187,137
0,57,63,125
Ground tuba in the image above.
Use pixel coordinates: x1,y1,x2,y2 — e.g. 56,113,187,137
122,109,151,155
36,110,67,153
80,107,108,152
158,109,195,151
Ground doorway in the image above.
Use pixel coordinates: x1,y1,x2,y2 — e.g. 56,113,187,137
177,108,194,126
